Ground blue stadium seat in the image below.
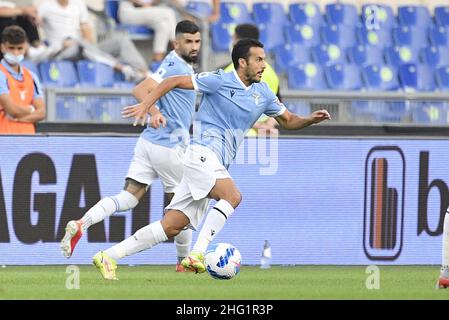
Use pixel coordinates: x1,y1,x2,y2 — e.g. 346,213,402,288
76,60,114,87
420,46,449,68
325,3,359,27
39,61,78,87
252,2,287,25
347,45,384,66
324,63,362,90
411,102,448,124
21,60,39,76
428,26,449,47
104,0,153,40
211,22,234,52
219,2,252,23
287,63,327,90
397,5,431,28
258,23,284,52
321,24,357,49
362,64,399,90
185,1,213,17
398,63,436,91
285,23,320,47
392,26,428,49
289,3,323,26
311,44,346,66
435,66,449,90
356,26,392,49
361,4,396,31
384,46,419,66
434,6,449,28
273,43,310,73
350,101,408,122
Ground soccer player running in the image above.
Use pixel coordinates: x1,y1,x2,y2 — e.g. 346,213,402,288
94,38,330,280
60,20,202,274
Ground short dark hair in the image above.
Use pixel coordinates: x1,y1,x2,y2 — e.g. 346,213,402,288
231,38,264,69
175,20,200,36
235,24,260,41
1,25,27,45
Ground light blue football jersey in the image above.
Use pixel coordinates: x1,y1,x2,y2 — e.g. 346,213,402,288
191,69,286,167
141,51,196,148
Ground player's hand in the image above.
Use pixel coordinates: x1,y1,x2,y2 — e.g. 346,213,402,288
122,103,149,126
150,113,167,129
310,109,331,124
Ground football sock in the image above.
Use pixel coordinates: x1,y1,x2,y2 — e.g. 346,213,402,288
81,191,138,231
175,228,192,262
105,221,168,260
443,208,449,270
192,199,234,253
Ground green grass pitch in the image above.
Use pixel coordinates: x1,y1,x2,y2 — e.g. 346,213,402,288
0,265,448,300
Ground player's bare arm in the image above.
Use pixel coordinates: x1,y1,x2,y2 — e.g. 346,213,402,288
15,98,46,123
0,93,35,118
275,109,331,130
122,75,194,126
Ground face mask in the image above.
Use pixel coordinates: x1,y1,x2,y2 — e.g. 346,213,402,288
3,52,24,65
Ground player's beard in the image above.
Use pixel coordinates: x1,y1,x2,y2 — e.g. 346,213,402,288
181,52,198,64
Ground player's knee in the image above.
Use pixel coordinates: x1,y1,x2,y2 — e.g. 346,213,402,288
227,190,242,208
162,224,182,238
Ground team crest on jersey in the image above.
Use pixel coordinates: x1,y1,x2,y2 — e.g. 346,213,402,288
252,93,261,105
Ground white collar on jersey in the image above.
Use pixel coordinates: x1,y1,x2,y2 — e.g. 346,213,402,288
232,70,252,91
172,50,194,71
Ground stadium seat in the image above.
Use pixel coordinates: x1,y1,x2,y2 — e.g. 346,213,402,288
362,64,399,90
283,101,311,115
434,6,449,28
384,46,420,66
21,60,39,76
325,3,359,27
185,1,213,17
219,2,252,23
324,63,362,90
311,44,346,66
411,102,448,124
392,26,428,49
361,4,396,31
397,5,431,28
287,63,327,90
285,24,320,48
347,45,384,66
104,0,153,40
211,22,234,52
350,101,408,123
435,65,449,90
258,23,284,52
321,24,357,49
273,43,310,73
428,26,449,47
356,26,393,49
76,60,115,88
289,3,323,27
420,46,449,68
252,2,287,25
39,61,78,87
398,63,436,91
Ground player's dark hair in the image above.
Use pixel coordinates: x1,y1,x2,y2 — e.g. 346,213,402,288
176,20,200,36
232,38,264,70
235,24,260,41
1,25,27,45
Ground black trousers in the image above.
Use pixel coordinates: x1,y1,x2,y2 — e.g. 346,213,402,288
0,16,40,45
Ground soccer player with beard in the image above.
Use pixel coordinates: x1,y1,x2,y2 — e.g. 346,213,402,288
60,20,202,275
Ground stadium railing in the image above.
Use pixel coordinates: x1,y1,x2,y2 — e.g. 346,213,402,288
44,87,449,126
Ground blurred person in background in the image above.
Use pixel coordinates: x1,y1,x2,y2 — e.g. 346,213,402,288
169,0,220,24
0,26,45,134
0,1,40,48
119,0,178,64
224,23,280,137
34,0,150,82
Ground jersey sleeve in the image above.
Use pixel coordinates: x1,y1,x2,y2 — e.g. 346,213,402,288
30,71,43,99
0,72,9,95
263,85,286,117
191,70,224,94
